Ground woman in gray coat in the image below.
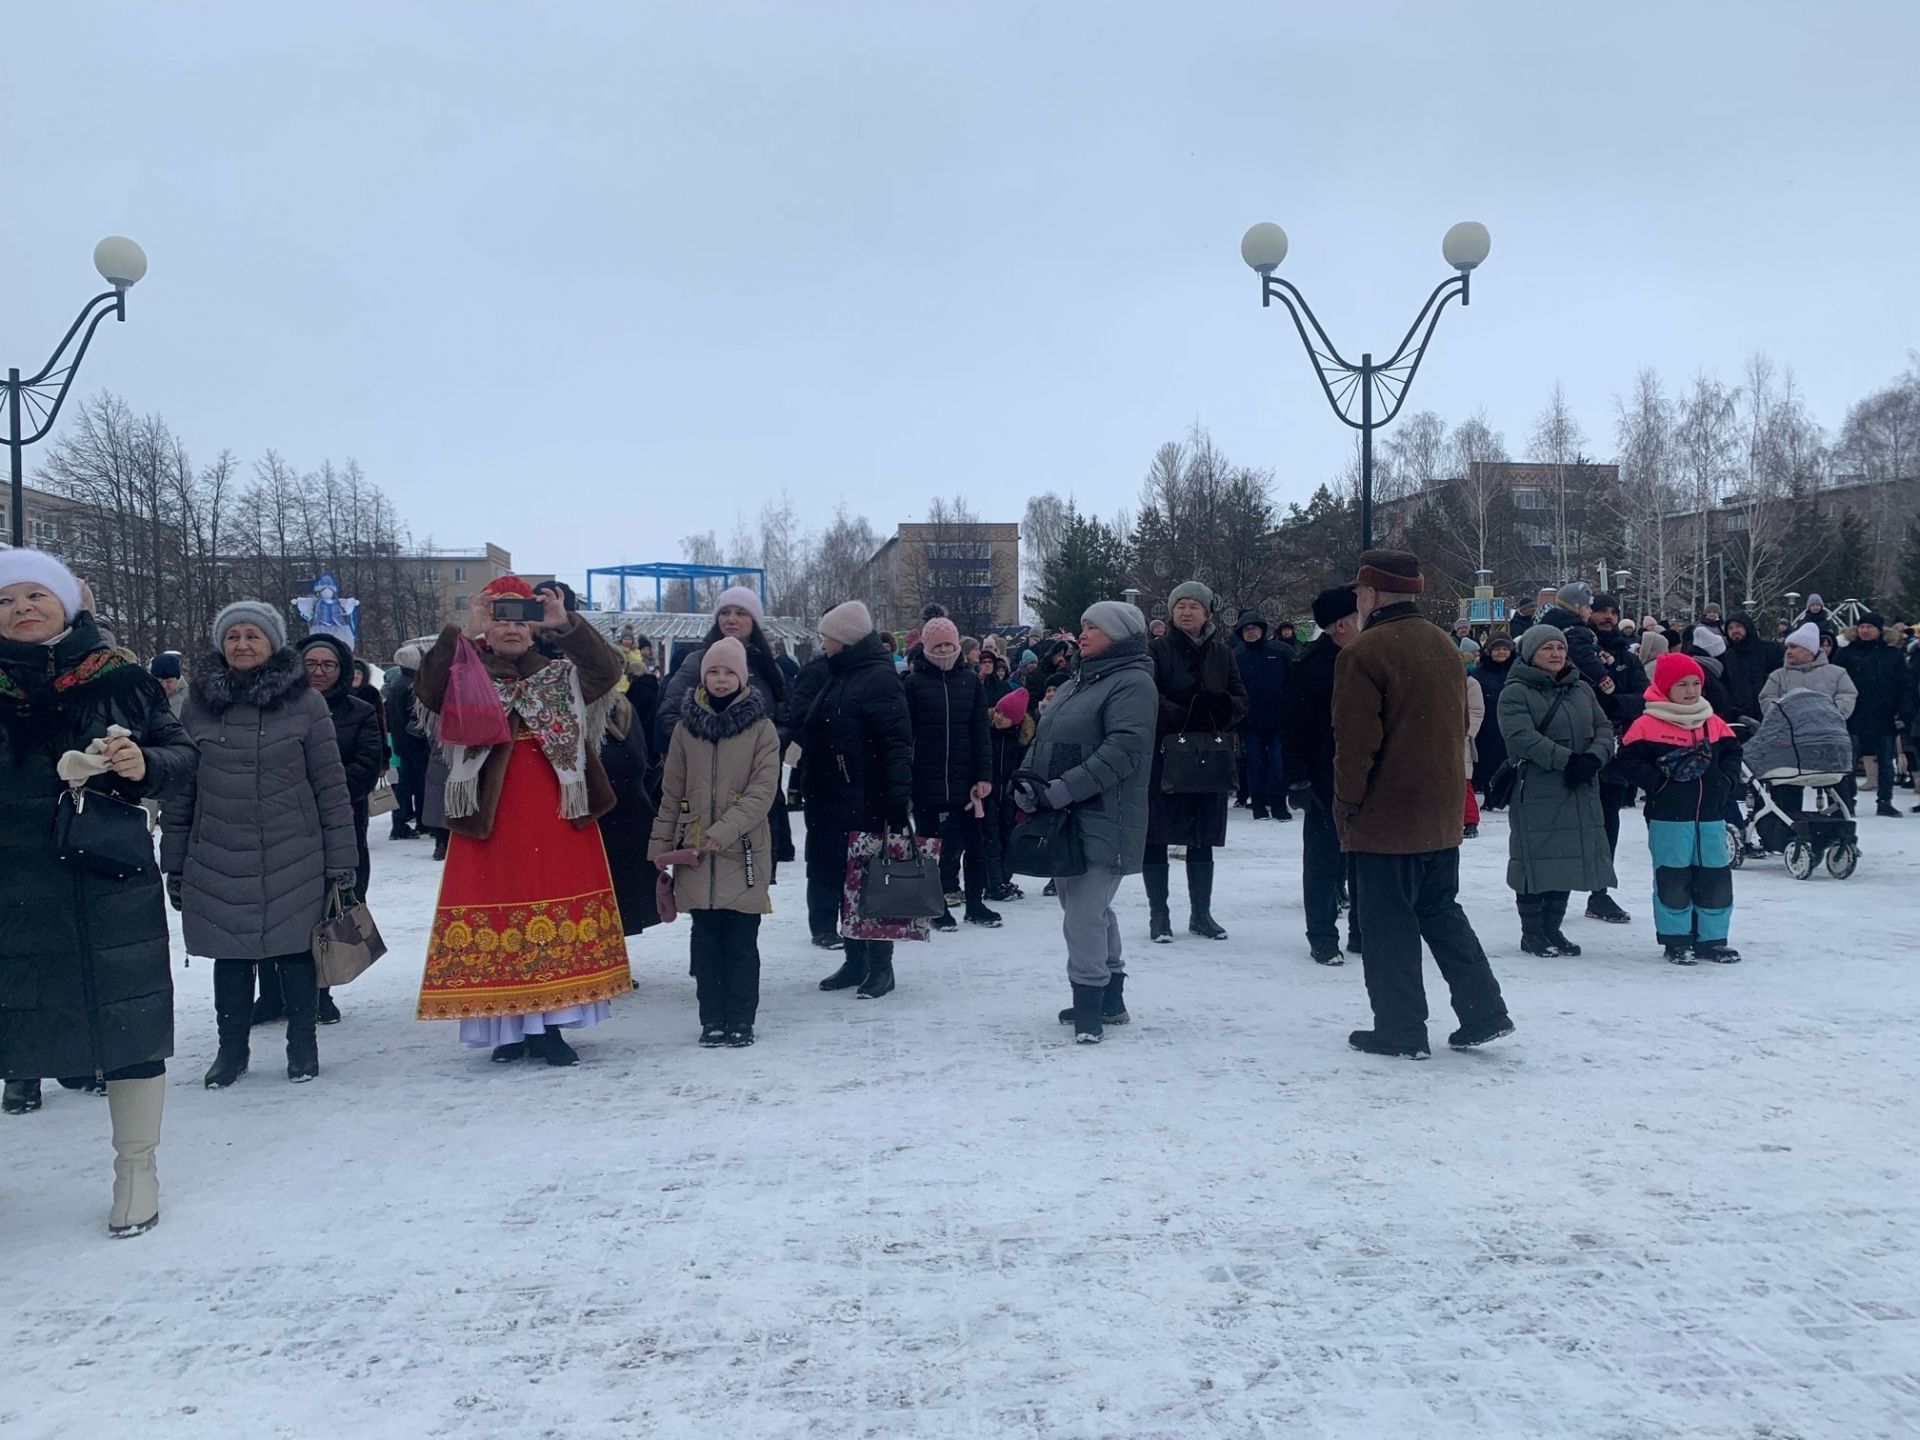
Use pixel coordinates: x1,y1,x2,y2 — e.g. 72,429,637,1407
1014,601,1159,1044
1498,625,1616,957
163,601,356,1088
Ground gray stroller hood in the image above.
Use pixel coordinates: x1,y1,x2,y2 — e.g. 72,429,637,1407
1748,688,1854,780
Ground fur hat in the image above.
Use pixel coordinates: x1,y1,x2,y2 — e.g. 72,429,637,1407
819,600,874,646
1311,585,1358,626
1355,549,1424,595
993,687,1031,725
1650,652,1705,698
0,548,84,618
1080,599,1146,640
715,586,764,622
921,617,961,653
702,636,750,689
1167,580,1215,612
1785,622,1821,653
1518,623,1567,663
1556,580,1594,610
149,651,183,679
1690,626,1726,658
212,599,288,652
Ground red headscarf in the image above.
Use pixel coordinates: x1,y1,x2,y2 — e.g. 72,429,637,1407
480,574,535,601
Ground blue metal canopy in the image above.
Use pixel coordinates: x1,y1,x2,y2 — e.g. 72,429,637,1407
582,562,767,614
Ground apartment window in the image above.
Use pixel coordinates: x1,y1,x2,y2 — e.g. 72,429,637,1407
422,566,439,583
453,595,469,613
454,566,467,583
1724,512,1749,533
1520,524,1552,548
30,518,58,544
1510,487,1544,510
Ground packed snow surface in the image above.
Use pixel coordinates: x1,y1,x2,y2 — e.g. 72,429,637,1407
6,806,1918,1438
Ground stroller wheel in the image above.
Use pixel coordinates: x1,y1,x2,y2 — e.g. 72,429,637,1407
1784,838,1817,880
1725,823,1746,869
1825,842,1859,880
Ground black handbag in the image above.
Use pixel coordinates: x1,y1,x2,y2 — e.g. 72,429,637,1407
1482,686,1570,810
856,827,947,920
53,784,158,881
1005,798,1088,879
1160,731,1237,794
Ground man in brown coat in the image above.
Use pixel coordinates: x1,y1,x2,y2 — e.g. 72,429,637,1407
1331,549,1514,1059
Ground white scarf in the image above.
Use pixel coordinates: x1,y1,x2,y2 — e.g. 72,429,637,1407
1645,695,1714,728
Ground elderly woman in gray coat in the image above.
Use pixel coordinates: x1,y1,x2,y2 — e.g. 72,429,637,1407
1498,624,1616,958
163,601,356,1089
1013,601,1159,1044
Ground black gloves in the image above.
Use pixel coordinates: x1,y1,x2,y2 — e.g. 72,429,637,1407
165,873,183,912
1563,753,1603,789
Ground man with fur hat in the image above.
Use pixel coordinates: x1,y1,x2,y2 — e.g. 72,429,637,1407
1331,550,1513,1059
1280,586,1364,965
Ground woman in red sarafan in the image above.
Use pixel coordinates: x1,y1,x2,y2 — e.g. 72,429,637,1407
412,576,632,1065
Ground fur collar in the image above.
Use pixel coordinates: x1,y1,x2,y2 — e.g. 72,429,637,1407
191,647,310,715
681,685,769,743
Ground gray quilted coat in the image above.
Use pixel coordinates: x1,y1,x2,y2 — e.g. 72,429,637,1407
1497,660,1617,896
161,649,356,959
1023,636,1160,874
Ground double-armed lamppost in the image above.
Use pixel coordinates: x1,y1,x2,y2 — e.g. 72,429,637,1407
5,236,149,547
1241,221,1490,550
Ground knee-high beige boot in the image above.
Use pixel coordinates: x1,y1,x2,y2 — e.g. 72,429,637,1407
105,1075,164,1238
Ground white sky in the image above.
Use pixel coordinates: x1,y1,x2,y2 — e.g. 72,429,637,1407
5,0,1916,586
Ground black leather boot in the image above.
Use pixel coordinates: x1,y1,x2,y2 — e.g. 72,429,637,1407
1143,863,1172,943
250,959,285,1026
1187,856,1227,940
204,960,253,1089
856,943,895,999
1068,983,1105,1043
818,940,867,991
280,960,320,1083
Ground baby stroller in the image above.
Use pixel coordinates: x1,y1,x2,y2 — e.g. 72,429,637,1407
1727,689,1860,880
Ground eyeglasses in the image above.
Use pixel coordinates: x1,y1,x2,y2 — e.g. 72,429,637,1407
304,661,340,674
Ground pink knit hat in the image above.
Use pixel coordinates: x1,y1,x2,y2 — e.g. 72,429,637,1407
922,618,961,652
994,687,1030,724
702,636,750,689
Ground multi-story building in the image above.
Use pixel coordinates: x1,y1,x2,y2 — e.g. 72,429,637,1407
398,544,553,630
857,522,1021,636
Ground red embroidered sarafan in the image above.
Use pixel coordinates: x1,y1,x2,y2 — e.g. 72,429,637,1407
417,734,631,1021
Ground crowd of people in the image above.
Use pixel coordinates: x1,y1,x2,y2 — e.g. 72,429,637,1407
6,539,1918,1240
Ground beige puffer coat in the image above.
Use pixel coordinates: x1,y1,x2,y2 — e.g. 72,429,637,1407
648,685,781,915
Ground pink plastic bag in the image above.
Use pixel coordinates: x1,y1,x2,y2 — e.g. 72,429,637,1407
439,634,512,747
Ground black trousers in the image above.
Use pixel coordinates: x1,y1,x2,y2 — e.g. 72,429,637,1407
1351,849,1506,1044
915,803,985,905
393,747,428,830
689,909,761,1028
1595,781,1625,889
807,877,841,940
1302,798,1343,950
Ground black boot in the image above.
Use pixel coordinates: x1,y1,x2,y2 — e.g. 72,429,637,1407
3,1079,42,1114
1187,856,1227,940
856,945,895,999
1517,893,1559,956
818,940,867,991
281,961,320,1083
315,988,342,1025
1585,891,1631,924
1543,893,1581,956
432,831,449,861
1102,971,1129,1024
204,960,253,1089
1144,862,1173,943
1348,1028,1431,1060
1068,983,1105,1043
250,959,286,1026
530,1028,580,1066
1447,1014,1516,1050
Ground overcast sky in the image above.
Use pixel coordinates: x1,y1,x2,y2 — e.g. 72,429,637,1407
6,1,1916,588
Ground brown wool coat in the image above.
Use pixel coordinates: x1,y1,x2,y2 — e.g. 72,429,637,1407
415,617,623,839
1331,603,1468,854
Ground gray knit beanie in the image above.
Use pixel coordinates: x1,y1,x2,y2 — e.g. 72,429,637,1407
1081,600,1146,641
1518,623,1566,663
1555,580,1594,610
212,599,288,652
1167,580,1215,612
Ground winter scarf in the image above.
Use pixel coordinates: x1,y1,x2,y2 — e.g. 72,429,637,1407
0,616,143,763
681,685,768,743
440,655,611,823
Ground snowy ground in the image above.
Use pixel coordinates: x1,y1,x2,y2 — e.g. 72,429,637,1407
6,798,1919,1439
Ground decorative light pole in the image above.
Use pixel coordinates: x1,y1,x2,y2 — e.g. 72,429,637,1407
1241,221,1489,550
5,237,148,548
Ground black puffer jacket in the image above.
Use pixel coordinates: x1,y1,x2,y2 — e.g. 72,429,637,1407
1836,636,1909,740
1719,614,1783,723
902,651,989,807
302,635,384,801
0,618,196,1079
384,665,429,764
1591,625,1650,733
1280,634,1339,808
800,632,913,884
1146,623,1249,848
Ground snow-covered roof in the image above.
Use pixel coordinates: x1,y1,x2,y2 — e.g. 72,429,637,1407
583,611,813,644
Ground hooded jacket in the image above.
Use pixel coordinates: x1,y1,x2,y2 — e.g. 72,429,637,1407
1719,614,1784,723
1230,610,1291,731
163,647,357,959
301,635,384,802
1497,659,1618,895
650,685,781,916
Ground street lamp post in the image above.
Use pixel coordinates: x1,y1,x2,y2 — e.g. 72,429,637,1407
1241,221,1489,551
5,237,148,548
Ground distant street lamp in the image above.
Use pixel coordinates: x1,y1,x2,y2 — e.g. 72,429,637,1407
5,237,148,548
1242,220,1489,551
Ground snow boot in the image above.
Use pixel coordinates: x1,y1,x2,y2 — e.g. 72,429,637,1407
1663,944,1697,965
856,947,896,999
491,1041,528,1062
929,911,958,933
432,831,449,861
811,933,845,951
1102,971,1129,1024
724,1026,755,1048
531,1028,580,1066
1042,879,1056,897
1447,1014,1516,1050
281,961,320,1084
1270,798,1293,822
315,989,342,1025
3,1078,42,1114
1347,1029,1431,1060
1068,983,1105,1043
105,1075,163,1239
985,882,1024,903
250,959,286,1026
1144,862,1173,943
699,1025,728,1048
1310,944,1345,966
1585,892,1631,924
818,952,867,990
204,960,253,1089
1694,943,1742,963
1186,857,1227,940
964,903,1003,929
1251,803,1269,820
1875,801,1901,818
1462,823,1479,839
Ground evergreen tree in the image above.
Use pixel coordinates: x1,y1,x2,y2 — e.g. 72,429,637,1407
1027,505,1132,633
1803,508,1874,605
1893,521,1920,618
